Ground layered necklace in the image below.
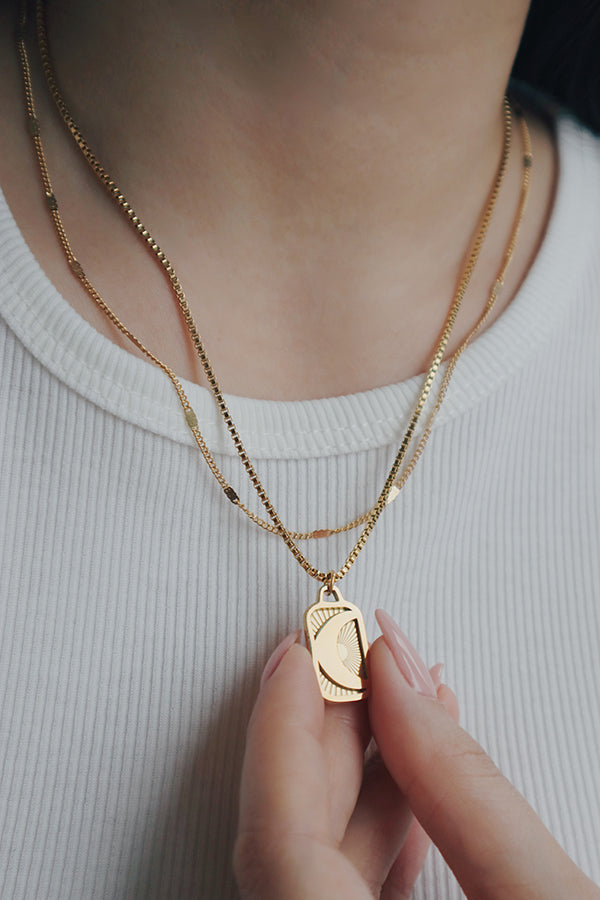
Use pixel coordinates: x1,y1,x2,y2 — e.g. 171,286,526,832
16,0,533,701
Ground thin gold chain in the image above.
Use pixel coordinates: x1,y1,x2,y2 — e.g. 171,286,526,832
17,1,531,587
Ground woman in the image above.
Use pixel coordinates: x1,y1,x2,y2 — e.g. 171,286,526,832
0,0,598,897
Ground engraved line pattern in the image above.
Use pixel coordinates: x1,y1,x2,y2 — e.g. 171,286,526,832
318,666,365,699
308,605,352,639
336,619,366,676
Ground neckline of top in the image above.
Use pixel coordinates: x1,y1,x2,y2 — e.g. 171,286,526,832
0,113,598,459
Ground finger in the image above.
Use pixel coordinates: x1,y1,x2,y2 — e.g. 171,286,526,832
341,668,454,892
322,692,371,840
238,638,328,846
340,666,458,893
238,635,367,846
381,819,431,900
436,682,459,721
368,622,596,899
430,663,444,689
235,635,372,900
340,751,413,894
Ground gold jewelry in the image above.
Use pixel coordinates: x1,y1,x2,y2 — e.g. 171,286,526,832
17,1,532,700
31,0,510,554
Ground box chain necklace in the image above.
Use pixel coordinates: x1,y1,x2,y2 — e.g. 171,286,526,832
17,0,532,701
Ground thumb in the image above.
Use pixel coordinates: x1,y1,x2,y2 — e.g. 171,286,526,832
368,611,597,900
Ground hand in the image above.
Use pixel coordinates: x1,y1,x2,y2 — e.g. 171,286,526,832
234,614,600,899
234,625,450,899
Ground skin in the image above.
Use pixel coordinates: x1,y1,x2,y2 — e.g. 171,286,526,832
236,634,600,898
0,0,557,399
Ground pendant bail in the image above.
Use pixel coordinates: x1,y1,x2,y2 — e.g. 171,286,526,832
325,571,337,594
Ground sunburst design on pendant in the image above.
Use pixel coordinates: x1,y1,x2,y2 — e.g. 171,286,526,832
318,668,358,699
308,605,351,641
336,619,367,678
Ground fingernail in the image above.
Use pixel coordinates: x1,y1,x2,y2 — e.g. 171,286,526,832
430,663,444,690
259,630,302,689
375,610,437,698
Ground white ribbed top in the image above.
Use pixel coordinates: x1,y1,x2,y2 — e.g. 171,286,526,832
1,111,599,899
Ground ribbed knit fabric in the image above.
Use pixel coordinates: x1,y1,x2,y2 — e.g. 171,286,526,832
1,111,599,899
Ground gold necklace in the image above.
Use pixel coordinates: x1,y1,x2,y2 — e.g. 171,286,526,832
30,0,511,555
17,1,532,701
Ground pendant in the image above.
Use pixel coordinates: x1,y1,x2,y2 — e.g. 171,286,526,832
304,584,369,702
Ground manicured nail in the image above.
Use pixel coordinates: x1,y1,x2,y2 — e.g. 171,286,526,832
259,630,302,689
375,609,437,698
430,663,444,690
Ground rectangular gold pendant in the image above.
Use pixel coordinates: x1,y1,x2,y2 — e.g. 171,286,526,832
304,585,369,702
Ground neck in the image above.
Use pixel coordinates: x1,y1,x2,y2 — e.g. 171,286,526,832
45,0,527,231
11,0,556,400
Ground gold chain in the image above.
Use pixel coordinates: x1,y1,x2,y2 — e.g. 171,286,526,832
17,1,531,587
31,0,512,548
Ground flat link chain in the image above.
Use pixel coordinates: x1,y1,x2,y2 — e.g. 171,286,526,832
18,1,531,586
